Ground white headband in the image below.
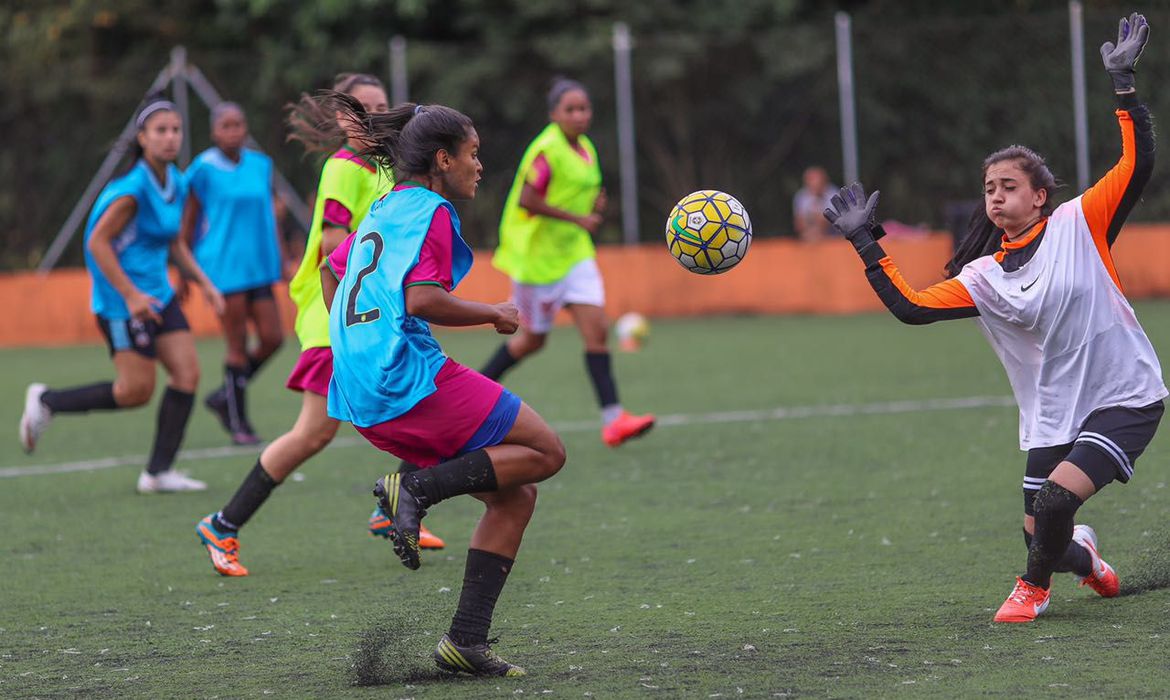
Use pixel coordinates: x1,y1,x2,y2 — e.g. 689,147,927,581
136,101,177,129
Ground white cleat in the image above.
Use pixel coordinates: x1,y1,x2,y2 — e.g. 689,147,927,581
137,470,208,494
19,383,52,454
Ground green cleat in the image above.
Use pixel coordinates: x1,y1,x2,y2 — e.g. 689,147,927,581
433,634,526,677
372,473,425,570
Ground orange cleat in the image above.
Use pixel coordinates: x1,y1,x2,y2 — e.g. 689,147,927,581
196,514,249,577
601,411,656,447
1072,524,1120,598
369,507,445,549
993,577,1050,623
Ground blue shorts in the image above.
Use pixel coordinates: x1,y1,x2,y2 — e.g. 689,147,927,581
458,389,522,455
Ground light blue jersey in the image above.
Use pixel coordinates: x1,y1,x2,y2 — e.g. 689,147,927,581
327,187,474,427
187,148,280,294
84,160,187,320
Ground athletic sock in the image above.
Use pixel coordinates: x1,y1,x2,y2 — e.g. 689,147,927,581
585,351,619,410
480,343,520,381
448,548,514,646
245,352,272,380
1023,528,1093,577
1024,482,1083,588
402,449,497,507
224,364,249,430
397,459,422,475
146,388,195,475
219,460,280,530
40,382,118,413
601,404,624,425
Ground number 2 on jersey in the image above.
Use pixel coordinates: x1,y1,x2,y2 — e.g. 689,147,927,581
345,231,383,326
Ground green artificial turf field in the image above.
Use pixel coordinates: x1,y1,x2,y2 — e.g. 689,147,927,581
4,307,1170,698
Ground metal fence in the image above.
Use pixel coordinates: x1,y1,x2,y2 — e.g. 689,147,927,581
13,2,1170,270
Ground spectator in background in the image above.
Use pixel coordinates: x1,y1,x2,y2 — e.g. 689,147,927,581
793,166,837,241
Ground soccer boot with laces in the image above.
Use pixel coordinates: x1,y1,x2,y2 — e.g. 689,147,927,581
368,506,446,549
993,577,1051,623
433,634,526,677
1072,524,1120,598
19,383,52,454
601,410,656,447
372,473,426,570
196,514,248,576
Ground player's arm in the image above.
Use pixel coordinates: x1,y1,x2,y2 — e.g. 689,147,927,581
169,236,224,315
179,191,201,248
405,285,518,334
824,182,978,325
86,195,162,323
321,264,340,312
1083,13,1154,248
517,154,603,234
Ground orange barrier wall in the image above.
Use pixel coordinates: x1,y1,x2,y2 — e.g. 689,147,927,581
5,226,1170,348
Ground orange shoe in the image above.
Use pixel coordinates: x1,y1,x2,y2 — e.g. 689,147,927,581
196,514,249,577
1072,524,1120,598
601,411,656,447
993,577,1050,623
369,507,446,549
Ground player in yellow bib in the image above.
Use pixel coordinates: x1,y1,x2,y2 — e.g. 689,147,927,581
195,74,444,577
482,78,655,447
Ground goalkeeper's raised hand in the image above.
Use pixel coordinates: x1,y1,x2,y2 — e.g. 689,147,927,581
823,182,881,255
1101,12,1149,94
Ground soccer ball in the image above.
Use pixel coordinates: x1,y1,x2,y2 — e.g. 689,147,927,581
615,311,650,352
665,190,752,274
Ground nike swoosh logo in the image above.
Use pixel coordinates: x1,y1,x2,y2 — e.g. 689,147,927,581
1021,279,1040,292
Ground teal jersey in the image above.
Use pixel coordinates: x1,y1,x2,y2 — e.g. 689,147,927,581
186,148,280,294
327,187,474,427
84,160,187,320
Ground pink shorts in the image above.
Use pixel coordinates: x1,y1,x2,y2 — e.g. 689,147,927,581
356,359,505,467
286,346,333,397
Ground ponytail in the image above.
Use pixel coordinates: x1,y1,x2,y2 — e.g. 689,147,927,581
329,93,474,180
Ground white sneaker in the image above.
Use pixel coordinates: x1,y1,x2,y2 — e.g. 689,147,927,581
19,383,52,454
137,470,207,494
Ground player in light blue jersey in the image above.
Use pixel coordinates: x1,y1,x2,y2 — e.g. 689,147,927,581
19,98,224,493
182,102,285,445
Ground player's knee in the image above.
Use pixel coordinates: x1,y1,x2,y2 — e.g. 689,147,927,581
515,334,546,357
170,367,200,393
115,378,155,407
537,433,566,479
1032,481,1082,520
300,422,337,454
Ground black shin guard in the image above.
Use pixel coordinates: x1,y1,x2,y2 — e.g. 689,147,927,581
41,382,118,413
146,387,195,475
245,353,270,380
1023,527,1092,577
449,549,514,646
1025,482,1084,588
480,343,520,381
402,449,498,507
584,351,619,409
218,460,280,530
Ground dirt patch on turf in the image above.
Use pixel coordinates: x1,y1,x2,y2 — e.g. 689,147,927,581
350,604,483,687
1120,529,1170,595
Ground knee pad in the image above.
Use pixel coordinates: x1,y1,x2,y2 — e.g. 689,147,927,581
1032,481,1083,520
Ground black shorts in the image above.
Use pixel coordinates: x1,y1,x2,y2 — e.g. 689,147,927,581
1022,400,1164,515
96,297,190,359
228,284,275,303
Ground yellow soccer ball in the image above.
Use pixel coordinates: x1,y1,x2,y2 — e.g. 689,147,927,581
665,190,752,274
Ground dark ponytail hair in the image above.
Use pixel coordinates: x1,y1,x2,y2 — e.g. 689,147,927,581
286,72,385,153
944,145,1059,278
328,93,474,181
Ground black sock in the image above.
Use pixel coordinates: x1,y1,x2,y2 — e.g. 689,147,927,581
224,364,249,430
584,351,619,408
146,387,195,475
1023,527,1092,577
449,548,514,646
246,353,270,379
218,460,280,531
1025,482,1083,588
480,343,519,381
397,459,421,475
41,382,118,413
402,449,498,507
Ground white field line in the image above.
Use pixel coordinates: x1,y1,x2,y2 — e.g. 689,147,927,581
0,395,1015,479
